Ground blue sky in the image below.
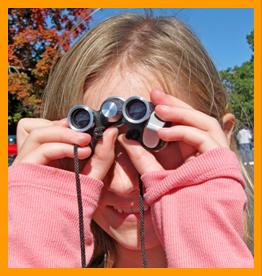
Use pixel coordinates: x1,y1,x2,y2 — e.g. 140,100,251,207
88,8,254,71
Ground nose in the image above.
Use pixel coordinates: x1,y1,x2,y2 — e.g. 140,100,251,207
107,182,139,198
106,162,140,197
106,146,140,197
107,175,140,197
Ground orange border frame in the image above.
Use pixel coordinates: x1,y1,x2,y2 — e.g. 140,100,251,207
1,1,261,275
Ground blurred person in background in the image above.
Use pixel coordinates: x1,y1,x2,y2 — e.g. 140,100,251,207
236,126,253,166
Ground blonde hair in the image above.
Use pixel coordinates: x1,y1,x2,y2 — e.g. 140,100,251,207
42,12,253,266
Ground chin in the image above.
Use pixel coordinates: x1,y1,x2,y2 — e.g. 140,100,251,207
109,226,141,250
106,223,161,251
93,206,162,251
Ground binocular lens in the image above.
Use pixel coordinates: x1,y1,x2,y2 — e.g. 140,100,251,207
71,109,90,129
125,99,147,120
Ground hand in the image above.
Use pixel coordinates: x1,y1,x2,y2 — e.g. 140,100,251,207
153,89,229,160
13,118,118,181
14,118,91,166
117,89,229,175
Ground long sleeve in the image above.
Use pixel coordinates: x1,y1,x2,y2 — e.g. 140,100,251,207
141,148,254,268
8,163,103,268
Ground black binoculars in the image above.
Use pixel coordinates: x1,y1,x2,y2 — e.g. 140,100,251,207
67,96,167,150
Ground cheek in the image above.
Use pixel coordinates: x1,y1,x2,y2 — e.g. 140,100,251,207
92,205,109,233
153,142,183,170
91,185,112,232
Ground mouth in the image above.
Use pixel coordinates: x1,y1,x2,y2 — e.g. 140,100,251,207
104,204,151,224
111,205,149,214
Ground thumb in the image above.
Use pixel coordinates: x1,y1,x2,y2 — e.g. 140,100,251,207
81,127,118,180
117,134,163,175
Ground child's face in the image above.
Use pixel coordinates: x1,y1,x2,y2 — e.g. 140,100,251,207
83,67,182,251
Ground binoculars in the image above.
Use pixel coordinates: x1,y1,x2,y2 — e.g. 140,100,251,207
67,96,167,150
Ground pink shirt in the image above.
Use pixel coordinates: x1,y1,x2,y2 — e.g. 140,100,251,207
8,148,254,267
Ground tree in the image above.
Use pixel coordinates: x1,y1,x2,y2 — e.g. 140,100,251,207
220,31,254,130
247,30,254,55
8,8,94,133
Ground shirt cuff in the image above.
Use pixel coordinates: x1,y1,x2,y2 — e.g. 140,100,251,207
9,163,104,205
141,148,245,205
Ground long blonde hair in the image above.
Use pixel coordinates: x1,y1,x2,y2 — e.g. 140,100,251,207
42,12,253,266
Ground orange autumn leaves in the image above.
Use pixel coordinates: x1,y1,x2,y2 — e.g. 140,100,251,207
8,8,93,126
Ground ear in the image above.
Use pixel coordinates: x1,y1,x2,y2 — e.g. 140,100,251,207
222,113,235,144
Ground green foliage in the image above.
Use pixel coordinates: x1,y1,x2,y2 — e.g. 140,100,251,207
247,30,254,53
220,31,254,130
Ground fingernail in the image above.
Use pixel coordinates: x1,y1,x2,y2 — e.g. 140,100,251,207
111,128,119,141
60,118,68,124
78,132,89,138
157,105,169,112
117,134,125,143
77,133,91,146
158,127,167,133
154,89,165,95
113,131,118,141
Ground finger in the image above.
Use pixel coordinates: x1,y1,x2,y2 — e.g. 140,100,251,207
18,126,91,160
27,126,91,148
17,118,52,150
14,143,92,165
17,118,68,150
150,89,193,109
155,105,220,131
54,118,68,127
81,127,119,180
158,125,224,153
155,105,228,146
118,134,163,175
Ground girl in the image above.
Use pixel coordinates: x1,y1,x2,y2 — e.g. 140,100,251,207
8,12,254,268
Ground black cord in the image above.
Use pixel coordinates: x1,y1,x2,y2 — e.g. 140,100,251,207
73,142,148,268
73,132,99,268
138,177,148,268
74,144,87,268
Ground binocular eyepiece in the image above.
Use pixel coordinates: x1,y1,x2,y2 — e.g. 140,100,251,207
68,96,166,150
